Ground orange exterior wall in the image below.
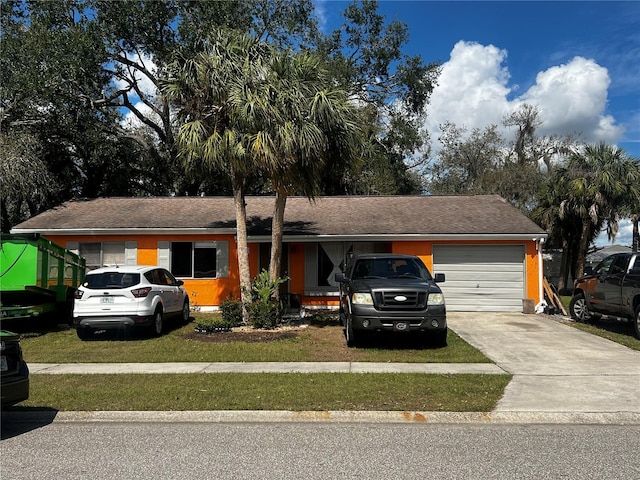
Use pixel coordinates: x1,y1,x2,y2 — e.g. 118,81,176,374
45,235,543,308
46,234,253,309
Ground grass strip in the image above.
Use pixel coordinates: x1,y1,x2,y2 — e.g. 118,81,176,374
17,373,511,412
19,322,491,364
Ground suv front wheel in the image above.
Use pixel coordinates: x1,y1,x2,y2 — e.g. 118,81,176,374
149,309,163,337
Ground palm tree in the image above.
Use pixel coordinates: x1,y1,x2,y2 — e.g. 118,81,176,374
561,143,639,277
244,51,360,287
162,32,272,316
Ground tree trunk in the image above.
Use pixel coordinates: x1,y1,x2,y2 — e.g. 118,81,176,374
558,237,570,293
269,190,287,301
632,214,639,253
232,178,252,322
575,219,592,278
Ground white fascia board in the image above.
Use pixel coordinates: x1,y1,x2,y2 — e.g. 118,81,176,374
248,233,548,242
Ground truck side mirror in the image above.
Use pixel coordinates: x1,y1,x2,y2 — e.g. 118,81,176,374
584,266,594,276
434,273,445,283
335,272,346,283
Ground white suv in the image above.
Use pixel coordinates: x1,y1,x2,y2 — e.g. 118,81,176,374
73,266,189,340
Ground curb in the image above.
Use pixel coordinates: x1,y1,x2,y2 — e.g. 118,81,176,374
3,410,640,425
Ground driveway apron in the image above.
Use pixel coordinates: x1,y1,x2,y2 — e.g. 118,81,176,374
447,312,640,413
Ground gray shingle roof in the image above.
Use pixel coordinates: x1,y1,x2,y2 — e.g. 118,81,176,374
11,195,547,238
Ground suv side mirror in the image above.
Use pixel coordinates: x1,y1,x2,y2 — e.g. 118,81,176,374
335,272,346,283
434,273,445,283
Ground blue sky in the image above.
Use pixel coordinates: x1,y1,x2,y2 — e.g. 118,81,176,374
316,1,640,246
317,1,639,156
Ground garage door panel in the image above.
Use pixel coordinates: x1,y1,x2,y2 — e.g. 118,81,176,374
434,245,525,312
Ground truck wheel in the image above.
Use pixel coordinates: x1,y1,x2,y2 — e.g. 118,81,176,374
433,328,448,347
569,293,589,322
634,306,640,340
345,318,358,348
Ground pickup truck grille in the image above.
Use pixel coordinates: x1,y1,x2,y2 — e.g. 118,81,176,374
373,290,427,310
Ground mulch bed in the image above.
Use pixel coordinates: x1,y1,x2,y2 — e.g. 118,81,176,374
181,328,301,343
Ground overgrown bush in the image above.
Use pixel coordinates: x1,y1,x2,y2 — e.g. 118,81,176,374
246,270,288,329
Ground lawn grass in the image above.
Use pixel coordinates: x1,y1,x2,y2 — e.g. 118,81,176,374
16,314,492,364
559,296,640,351
17,373,511,412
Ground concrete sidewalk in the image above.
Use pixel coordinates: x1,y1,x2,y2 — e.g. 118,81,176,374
28,361,504,375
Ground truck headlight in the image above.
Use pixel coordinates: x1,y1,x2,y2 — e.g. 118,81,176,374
428,293,445,305
352,292,373,305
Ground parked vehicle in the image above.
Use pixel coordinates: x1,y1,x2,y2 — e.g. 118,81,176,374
1,330,29,408
73,266,190,340
1,234,85,324
335,254,447,347
570,252,640,339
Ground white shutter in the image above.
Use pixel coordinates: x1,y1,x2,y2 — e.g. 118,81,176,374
157,241,170,269
125,242,137,265
216,241,229,278
67,242,79,254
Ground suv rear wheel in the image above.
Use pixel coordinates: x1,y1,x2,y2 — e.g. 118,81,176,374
634,305,640,340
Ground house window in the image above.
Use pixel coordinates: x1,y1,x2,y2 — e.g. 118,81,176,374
304,242,390,294
171,242,217,278
158,241,229,279
77,242,133,270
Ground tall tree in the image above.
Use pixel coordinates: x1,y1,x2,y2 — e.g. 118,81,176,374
162,32,272,317
560,143,640,277
316,0,439,195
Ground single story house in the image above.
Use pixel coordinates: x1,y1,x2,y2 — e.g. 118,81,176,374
11,195,548,312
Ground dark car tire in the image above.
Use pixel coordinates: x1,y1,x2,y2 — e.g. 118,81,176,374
181,299,190,323
345,318,358,348
433,328,448,347
149,309,163,337
569,293,590,322
76,328,92,341
634,305,640,340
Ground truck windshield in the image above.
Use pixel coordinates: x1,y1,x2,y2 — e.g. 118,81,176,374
352,258,432,280
83,272,141,289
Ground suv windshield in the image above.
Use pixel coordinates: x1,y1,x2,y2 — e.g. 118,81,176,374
352,258,432,280
83,272,141,289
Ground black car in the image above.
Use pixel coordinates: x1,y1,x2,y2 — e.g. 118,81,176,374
1,330,29,408
335,254,447,347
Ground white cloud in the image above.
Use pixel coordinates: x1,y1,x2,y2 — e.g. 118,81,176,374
595,218,635,247
426,41,624,151
113,51,158,100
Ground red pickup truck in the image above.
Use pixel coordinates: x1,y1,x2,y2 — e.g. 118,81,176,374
569,252,640,339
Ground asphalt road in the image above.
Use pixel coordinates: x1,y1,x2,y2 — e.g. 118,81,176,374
2,419,639,479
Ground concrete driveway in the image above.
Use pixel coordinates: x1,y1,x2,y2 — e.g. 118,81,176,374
448,312,640,413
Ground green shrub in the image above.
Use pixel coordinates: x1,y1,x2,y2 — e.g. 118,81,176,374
247,300,281,329
220,297,243,326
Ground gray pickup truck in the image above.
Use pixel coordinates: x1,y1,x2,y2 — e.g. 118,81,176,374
569,252,640,339
335,254,447,347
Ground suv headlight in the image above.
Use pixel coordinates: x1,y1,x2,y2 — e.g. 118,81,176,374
352,292,373,305
428,293,445,305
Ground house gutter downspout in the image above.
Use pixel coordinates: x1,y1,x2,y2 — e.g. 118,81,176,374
537,237,546,304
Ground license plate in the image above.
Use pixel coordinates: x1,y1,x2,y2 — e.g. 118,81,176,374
1,356,7,372
394,321,409,332
101,297,114,304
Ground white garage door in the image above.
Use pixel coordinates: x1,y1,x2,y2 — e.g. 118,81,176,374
433,245,525,312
